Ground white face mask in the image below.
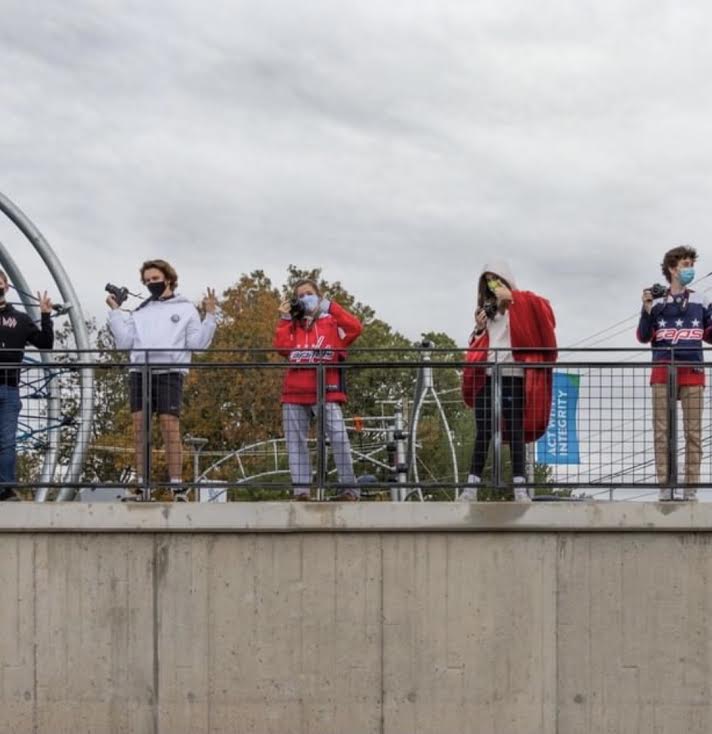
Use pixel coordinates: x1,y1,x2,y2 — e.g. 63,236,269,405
299,294,319,313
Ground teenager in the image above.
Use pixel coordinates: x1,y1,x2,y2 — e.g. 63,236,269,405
0,271,54,498
460,261,557,502
273,279,362,500
637,245,712,501
107,259,216,499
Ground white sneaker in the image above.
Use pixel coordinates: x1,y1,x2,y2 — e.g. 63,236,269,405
683,490,698,502
513,486,531,503
458,475,481,502
458,486,478,502
512,477,531,503
658,488,673,501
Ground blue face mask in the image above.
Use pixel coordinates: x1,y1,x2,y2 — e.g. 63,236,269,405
679,267,695,286
299,294,320,314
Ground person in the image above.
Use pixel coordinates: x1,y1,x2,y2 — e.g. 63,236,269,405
273,279,363,500
107,259,217,500
0,271,54,499
460,261,557,502
637,245,712,501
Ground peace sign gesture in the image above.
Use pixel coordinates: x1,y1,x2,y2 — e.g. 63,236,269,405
38,291,53,314
203,287,218,314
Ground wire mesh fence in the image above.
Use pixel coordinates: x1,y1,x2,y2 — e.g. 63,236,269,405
3,347,712,501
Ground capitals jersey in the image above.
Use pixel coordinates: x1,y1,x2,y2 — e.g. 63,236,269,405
637,289,712,386
273,299,363,404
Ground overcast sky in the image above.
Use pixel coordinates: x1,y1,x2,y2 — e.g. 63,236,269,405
3,1,712,352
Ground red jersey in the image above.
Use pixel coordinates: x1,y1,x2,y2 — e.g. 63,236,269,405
273,299,363,404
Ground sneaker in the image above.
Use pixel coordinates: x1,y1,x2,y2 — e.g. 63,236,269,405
458,486,478,502
294,493,311,502
683,489,698,502
658,488,673,502
0,488,20,502
172,489,190,502
513,486,532,503
121,490,147,502
333,489,360,501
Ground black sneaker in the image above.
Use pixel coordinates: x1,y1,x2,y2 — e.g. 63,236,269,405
0,488,20,502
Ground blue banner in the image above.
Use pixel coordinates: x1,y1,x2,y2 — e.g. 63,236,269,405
536,372,580,465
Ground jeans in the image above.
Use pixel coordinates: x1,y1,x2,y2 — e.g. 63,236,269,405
470,375,525,479
282,403,356,494
0,385,21,484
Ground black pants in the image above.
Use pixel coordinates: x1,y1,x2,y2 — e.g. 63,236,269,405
470,375,525,478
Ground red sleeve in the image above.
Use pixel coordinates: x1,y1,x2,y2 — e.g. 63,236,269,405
273,318,294,357
532,295,557,361
328,301,363,347
510,290,557,361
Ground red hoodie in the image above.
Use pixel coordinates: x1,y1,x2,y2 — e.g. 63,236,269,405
273,299,363,404
461,289,557,442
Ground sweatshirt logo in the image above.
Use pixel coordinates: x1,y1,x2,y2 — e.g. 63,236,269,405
171,314,180,323
655,327,704,344
290,335,334,362
0,316,17,328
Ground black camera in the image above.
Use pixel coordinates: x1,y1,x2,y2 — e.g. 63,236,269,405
483,301,498,320
649,283,667,299
289,297,305,320
105,283,129,306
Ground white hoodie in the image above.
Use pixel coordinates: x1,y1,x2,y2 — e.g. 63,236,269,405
108,294,216,372
478,260,522,376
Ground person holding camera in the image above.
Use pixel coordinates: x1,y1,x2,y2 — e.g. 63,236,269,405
0,270,54,498
107,259,217,500
460,260,557,502
273,278,363,500
638,245,712,501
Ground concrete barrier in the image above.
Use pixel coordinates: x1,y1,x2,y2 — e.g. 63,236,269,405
1,502,711,733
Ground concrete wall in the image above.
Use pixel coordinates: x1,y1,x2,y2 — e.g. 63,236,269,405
0,503,711,733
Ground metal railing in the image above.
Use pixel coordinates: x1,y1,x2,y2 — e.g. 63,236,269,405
2,346,710,501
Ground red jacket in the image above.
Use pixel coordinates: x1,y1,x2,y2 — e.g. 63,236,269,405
273,300,363,404
461,290,557,442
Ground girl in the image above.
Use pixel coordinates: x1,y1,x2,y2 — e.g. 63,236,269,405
273,279,363,500
460,261,557,502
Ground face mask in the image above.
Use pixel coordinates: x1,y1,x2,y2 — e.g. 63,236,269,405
487,278,502,293
679,267,695,286
147,281,166,299
299,294,319,314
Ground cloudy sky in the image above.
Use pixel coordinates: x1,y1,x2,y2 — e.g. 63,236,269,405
2,0,712,352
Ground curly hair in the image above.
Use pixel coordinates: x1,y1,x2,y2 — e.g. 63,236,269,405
661,245,697,283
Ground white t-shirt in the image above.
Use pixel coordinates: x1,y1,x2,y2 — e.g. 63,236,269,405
487,310,524,377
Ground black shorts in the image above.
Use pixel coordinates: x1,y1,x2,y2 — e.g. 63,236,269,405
129,372,184,417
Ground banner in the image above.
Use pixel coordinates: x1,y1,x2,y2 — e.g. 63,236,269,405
536,372,580,465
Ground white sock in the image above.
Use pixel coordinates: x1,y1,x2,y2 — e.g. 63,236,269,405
467,474,481,485
512,476,526,484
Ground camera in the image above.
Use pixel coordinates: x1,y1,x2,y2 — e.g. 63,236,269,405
289,297,305,320
649,283,667,299
105,283,129,306
483,301,498,320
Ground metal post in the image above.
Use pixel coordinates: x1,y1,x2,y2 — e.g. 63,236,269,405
525,442,535,500
141,359,152,501
185,435,208,501
393,401,408,501
666,360,678,493
315,362,326,501
491,359,504,493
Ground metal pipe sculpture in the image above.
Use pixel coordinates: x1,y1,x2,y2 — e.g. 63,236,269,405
0,192,94,500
